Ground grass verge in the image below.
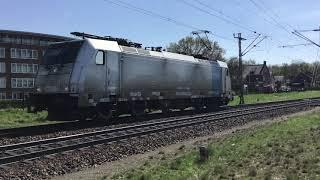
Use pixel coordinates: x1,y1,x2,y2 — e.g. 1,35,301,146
111,110,320,179
229,90,320,106
0,109,52,128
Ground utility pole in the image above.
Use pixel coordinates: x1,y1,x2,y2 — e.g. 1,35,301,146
233,33,267,105
234,33,246,104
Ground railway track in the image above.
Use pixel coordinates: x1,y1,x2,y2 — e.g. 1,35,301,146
0,107,227,138
0,120,108,138
0,97,316,138
0,98,318,167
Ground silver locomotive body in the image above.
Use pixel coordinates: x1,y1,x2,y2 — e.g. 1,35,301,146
30,38,232,120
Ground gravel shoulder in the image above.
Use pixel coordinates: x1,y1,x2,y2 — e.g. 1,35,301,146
52,107,320,180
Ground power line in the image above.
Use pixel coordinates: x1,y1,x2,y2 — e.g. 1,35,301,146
292,30,320,48
278,43,313,48
246,0,315,58
103,0,232,40
230,0,281,31
191,0,257,33
248,0,292,35
242,35,267,56
178,0,257,33
254,0,296,30
229,0,293,48
242,34,260,53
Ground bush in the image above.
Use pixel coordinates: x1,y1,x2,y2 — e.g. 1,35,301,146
0,100,26,109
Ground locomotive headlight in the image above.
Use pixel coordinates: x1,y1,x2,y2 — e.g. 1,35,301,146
36,87,42,92
64,86,69,91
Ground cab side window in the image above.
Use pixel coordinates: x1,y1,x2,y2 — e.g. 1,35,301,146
95,50,105,65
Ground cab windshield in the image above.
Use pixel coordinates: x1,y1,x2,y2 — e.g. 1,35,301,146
43,40,84,65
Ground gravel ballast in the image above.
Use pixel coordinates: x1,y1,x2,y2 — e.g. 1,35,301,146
0,105,312,179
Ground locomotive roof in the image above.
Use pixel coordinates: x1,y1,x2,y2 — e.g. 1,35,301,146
86,38,227,68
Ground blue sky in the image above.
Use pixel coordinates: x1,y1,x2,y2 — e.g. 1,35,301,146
1,0,320,65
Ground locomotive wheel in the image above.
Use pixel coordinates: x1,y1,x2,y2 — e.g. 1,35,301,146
130,107,145,117
97,110,113,121
94,104,113,121
161,100,170,114
130,101,146,117
47,108,70,121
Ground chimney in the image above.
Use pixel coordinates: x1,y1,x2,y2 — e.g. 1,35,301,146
263,61,267,66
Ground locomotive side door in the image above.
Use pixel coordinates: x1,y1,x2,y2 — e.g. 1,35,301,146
221,68,226,93
106,51,120,97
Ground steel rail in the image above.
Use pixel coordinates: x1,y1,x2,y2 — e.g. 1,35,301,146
0,99,317,166
0,99,311,151
0,97,318,138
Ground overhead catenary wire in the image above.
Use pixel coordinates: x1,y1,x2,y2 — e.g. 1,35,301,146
178,0,257,33
103,0,232,40
242,34,261,53
229,0,291,47
245,0,315,60
248,0,311,46
278,43,313,48
242,36,268,56
253,0,297,30
248,0,292,35
292,30,320,48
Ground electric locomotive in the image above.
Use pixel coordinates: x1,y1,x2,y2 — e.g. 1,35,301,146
28,32,233,120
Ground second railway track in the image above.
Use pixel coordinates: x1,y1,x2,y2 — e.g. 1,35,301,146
0,98,319,167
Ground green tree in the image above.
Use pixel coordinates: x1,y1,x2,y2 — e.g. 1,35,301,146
167,36,225,61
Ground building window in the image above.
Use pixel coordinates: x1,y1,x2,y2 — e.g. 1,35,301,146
17,79,22,88
33,64,38,73
22,64,28,73
31,38,39,46
12,92,24,100
28,79,34,87
32,50,38,59
10,48,38,59
28,64,33,73
11,63,38,73
17,63,22,73
22,38,32,45
11,63,16,73
26,49,32,59
11,48,20,58
11,78,16,88
0,48,5,58
0,62,5,73
21,49,27,58
11,78,34,88
0,92,6,100
0,77,6,88
15,37,21,44
40,40,49,46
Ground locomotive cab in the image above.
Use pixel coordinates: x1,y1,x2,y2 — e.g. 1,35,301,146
36,40,84,93
29,38,121,120
30,40,86,120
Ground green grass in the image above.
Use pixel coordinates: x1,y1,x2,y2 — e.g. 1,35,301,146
0,109,52,128
229,90,320,106
110,111,320,179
